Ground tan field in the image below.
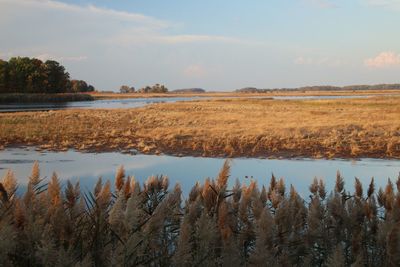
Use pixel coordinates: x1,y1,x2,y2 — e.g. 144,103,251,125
1,96,400,158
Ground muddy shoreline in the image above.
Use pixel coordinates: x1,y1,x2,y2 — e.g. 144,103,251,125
1,141,399,160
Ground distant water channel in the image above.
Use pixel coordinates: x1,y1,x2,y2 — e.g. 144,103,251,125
0,94,374,112
0,96,203,112
1,148,399,198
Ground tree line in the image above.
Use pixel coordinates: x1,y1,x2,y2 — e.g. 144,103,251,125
1,161,400,266
0,57,95,94
236,84,400,93
120,83,168,93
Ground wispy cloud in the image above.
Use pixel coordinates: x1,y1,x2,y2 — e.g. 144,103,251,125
110,33,250,46
364,51,400,68
0,0,168,29
0,0,261,90
0,0,248,47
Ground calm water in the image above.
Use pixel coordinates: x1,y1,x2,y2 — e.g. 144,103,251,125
1,148,399,198
0,96,204,112
0,94,375,112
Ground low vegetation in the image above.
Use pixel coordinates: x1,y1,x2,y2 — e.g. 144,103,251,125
236,84,400,93
172,88,206,93
1,162,400,266
1,96,399,158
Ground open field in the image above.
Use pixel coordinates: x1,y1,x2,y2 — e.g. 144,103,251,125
91,89,400,99
1,96,400,158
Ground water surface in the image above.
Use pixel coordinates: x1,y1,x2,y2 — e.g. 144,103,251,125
1,148,399,198
0,97,203,112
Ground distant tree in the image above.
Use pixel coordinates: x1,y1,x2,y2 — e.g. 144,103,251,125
0,57,93,94
24,58,46,93
152,83,168,93
69,80,95,93
138,84,168,93
120,85,135,93
44,60,70,93
120,85,129,93
0,59,9,93
7,57,38,93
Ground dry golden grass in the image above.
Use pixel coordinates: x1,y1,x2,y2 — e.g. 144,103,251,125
1,96,400,158
2,161,400,266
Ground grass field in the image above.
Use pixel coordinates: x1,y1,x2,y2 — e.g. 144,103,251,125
1,96,400,158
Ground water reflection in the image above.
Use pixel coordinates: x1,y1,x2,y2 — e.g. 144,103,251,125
0,97,202,112
1,148,399,198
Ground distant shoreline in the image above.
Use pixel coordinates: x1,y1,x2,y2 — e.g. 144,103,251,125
91,89,400,100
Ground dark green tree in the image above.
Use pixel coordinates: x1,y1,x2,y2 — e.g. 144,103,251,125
44,60,70,93
0,57,92,94
0,59,9,93
69,80,95,93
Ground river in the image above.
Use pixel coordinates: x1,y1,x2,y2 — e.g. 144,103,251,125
1,148,399,198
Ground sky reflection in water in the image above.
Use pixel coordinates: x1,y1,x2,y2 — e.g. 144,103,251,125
1,148,399,198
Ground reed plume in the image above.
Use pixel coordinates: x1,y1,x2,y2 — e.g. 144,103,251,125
0,161,399,266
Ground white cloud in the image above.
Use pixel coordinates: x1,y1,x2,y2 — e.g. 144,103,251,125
0,0,168,29
110,33,248,46
0,0,248,47
0,0,261,90
364,51,400,68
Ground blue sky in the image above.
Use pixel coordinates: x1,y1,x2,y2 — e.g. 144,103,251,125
1,0,400,91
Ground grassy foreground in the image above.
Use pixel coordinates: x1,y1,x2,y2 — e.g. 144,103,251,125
1,96,400,158
1,162,400,266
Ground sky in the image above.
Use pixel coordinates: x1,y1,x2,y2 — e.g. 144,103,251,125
1,0,400,91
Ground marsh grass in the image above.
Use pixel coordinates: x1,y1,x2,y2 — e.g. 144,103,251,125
0,96,399,158
1,161,400,266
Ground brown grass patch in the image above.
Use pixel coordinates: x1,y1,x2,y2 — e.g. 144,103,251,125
1,96,400,158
